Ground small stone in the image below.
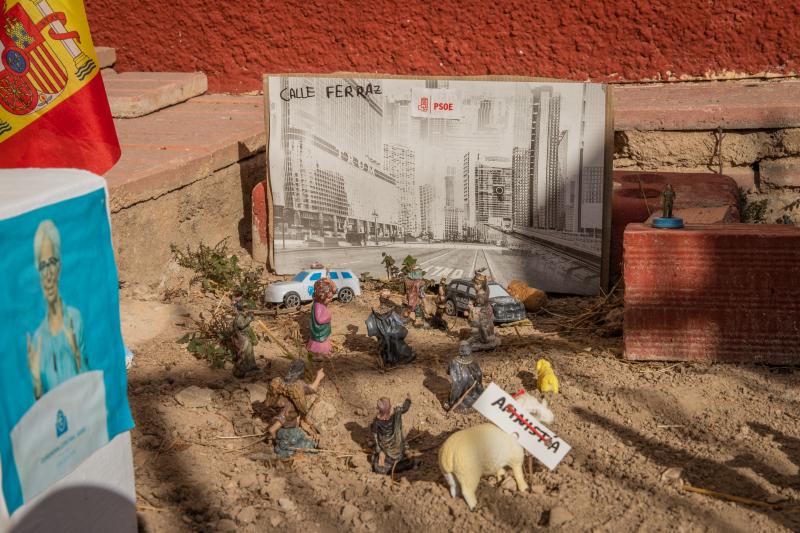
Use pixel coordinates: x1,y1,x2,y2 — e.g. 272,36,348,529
278,498,296,512
361,510,376,522
767,494,789,504
548,506,574,527
216,518,237,532
341,503,358,523
175,386,215,408
237,506,258,524
500,476,517,490
308,398,337,428
248,452,275,462
355,407,366,416
530,484,546,495
661,467,683,484
342,487,357,501
139,435,161,449
269,514,283,527
245,382,268,403
237,471,259,490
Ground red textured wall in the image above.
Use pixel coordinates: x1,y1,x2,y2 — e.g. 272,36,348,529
85,0,800,94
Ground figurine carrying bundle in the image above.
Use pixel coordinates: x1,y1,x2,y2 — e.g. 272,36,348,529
403,268,427,327
231,299,258,377
268,359,325,458
466,269,500,351
308,277,336,360
427,278,449,331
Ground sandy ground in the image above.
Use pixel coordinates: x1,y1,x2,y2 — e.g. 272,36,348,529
121,280,800,533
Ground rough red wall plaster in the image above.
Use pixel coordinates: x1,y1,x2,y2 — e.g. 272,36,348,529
85,0,800,94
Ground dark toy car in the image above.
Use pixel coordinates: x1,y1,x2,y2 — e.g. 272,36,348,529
443,278,526,324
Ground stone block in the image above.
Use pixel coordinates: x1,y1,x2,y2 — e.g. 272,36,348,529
759,157,800,187
610,171,740,280
96,46,116,69
103,71,208,118
106,94,265,208
623,223,800,364
614,80,800,131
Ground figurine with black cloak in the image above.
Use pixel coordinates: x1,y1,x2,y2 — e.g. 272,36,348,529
365,309,416,367
428,278,448,331
444,341,484,412
370,396,421,474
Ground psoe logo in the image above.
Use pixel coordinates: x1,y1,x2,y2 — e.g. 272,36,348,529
417,96,429,113
55,409,68,437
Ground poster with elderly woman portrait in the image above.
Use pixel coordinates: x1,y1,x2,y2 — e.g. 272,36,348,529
0,181,134,516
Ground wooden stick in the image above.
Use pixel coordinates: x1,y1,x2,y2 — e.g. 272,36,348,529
681,484,779,509
656,424,684,429
290,447,353,457
446,381,478,416
213,433,267,440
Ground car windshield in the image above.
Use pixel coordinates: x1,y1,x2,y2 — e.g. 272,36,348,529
488,284,510,298
292,271,308,282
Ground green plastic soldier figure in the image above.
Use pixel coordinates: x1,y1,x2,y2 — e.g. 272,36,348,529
662,184,675,219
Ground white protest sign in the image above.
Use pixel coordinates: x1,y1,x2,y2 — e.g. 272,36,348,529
472,382,571,471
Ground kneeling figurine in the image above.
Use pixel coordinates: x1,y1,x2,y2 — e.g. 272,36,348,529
268,359,325,458
444,341,484,412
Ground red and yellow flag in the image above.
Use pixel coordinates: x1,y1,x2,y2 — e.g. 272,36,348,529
0,0,119,174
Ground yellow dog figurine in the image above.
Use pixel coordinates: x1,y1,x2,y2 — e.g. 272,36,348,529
536,358,559,394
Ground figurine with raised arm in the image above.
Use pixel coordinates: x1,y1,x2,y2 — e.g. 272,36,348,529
232,299,257,377
308,277,336,360
652,183,684,229
444,341,484,412
268,359,325,458
370,395,421,474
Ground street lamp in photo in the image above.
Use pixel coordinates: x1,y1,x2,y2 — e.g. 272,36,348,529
371,209,379,245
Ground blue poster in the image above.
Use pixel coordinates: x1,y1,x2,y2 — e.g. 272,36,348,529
0,187,134,514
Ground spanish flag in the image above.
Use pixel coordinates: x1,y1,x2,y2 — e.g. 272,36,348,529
0,0,119,174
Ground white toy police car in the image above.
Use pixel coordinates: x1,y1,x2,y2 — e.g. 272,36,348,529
264,267,362,309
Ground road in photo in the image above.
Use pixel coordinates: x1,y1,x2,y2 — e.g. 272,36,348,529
276,236,599,294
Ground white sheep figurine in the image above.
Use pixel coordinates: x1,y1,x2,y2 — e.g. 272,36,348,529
438,392,553,510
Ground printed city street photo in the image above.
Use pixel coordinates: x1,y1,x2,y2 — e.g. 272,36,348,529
267,76,608,295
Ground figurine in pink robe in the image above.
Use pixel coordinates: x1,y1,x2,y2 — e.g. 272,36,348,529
307,278,336,359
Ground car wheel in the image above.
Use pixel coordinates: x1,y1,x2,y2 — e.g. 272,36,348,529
338,287,354,304
283,292,301,309
444,299,456,316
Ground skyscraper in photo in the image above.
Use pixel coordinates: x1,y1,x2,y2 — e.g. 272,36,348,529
383,143,418,236
419,184,434,236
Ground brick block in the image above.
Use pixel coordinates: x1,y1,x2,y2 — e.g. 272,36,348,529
614,80,800,131
96,46,116,69
610,171,740,280
759,157,800,187
103,71,208,118
251,180,269,265
623,223,800,364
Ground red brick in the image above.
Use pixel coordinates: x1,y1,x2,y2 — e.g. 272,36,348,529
759,157,800,187
251,181,269,265
610,171,740,280
614,81,800,131
623,223,800,364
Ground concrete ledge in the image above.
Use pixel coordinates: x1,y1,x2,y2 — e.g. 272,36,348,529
614,80,800,131
96,46,116,69
105,94,265,211
103,71,208,118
